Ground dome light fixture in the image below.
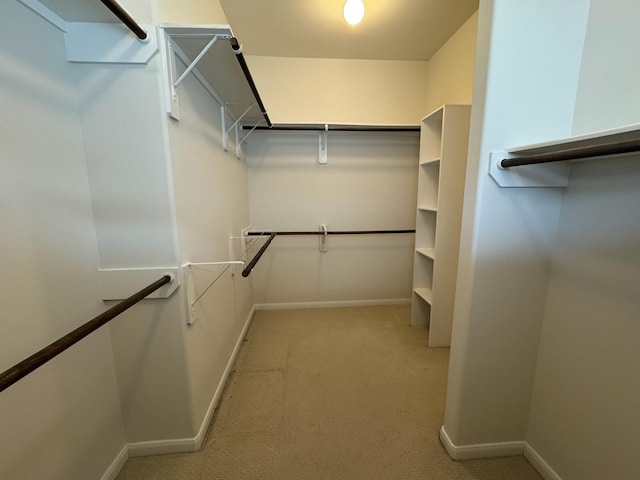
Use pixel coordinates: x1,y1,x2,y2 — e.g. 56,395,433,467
343,0,365,25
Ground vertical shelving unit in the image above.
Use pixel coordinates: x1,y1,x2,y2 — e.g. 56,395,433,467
411,105,471,347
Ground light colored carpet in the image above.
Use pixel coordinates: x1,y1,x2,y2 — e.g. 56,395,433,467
116,305,543,479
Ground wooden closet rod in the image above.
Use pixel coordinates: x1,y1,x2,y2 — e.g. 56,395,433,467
500,138,640,168
100,0,147,40
230,38,273,128
0,275,172,393
247,230,415,236
242,233,277,277
241,230,414,277
243,124,420,132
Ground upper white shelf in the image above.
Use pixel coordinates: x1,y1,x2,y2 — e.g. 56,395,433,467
490,123,640,188
507,123,640,155
162,24,269,127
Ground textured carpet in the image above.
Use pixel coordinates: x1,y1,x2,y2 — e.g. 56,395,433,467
116,305,542,479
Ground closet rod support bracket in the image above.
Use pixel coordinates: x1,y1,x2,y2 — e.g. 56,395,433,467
319,224,328,252
319,125,328,164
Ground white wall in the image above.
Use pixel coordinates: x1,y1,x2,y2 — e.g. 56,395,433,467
424,11,478,115
526,157,640,480
525,2,640,479
246,131,418,305
246,56,429,125
154,0,228,24
572,0,640,135
72,54,194,444
444,0,591,446
0,3,126,479
446,3,639,479
164,56,254,436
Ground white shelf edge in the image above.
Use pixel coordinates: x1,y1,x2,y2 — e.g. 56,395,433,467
416,248,436,260
420,158,441,166
418,205,438,213
507,123,640,154
414,287,433,305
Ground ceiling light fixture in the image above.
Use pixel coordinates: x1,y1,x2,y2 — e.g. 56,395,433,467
343,0,365,25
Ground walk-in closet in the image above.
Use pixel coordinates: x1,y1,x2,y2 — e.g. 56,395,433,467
1,1,638,480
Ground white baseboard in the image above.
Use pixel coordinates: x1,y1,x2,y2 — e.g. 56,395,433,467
524,444,564,480
117,306,257,460
127,437,196,457
255,298,411,310
191,304,256,451
100,445,128,480
440,427,564,480
439,426,525,460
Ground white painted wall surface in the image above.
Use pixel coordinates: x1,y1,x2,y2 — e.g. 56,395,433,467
154,0,228,24
572,0,640,135
72,55,193,443
245,56,429,125
423,11,478,115
525,2,640,478
164,57,254,436
246,131,419,305
0,3,126,478
526,157,640,480
444,0,590,446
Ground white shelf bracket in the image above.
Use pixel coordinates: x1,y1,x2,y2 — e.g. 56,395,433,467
319,224,328,252
164,33,229,121
173,35,219,88
240,121,262,145
183,260,244,325
319,125,328,164
225,104,256,135
221,104,228,151
164,37,181,120
223,104,256,158
235,121,242,159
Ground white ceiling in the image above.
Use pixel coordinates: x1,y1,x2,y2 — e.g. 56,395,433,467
219,0,478,61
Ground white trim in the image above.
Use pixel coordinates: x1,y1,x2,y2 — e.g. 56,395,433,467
100,445,128,480
255,298,411,311
439,426,525,460
18,0,67,32
192,304,256,450
524,444,564,480
127,438,195,457
124,305,257,457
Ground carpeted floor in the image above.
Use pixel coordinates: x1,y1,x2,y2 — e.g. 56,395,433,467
116,305,543,479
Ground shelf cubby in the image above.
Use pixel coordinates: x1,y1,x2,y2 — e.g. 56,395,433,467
411,105,471,347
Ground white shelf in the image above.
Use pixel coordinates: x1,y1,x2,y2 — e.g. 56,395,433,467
418,205,438,213
507,123,640,155
490,124,640,188
414,288,433,305
411,105,471,346
416,248,436,260
163,25,268,126
420,158,441,166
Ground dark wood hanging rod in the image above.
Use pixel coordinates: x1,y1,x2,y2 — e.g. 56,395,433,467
230,38,272,128
242,233,276,277
243,124,420,133
500,138,640,168
100,0,148,41
247,229,415,236
0,275,172,393
241,230,415,278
